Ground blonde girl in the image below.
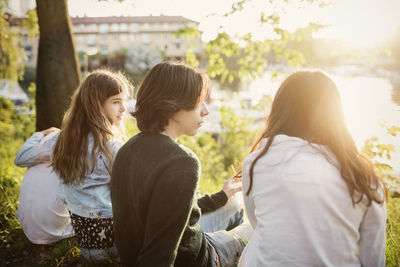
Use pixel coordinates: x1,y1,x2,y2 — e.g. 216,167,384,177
15,69,132,261
52,69,132,261
239,70,387,267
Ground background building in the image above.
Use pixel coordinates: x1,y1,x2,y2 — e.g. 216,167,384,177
10,15,202,67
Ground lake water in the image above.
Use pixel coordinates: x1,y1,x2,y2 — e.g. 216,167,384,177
207,65,400,175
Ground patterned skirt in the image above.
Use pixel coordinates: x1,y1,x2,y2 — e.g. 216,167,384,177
70,213,115,249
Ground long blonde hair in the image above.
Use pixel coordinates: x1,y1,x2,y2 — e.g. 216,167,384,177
246,70,386,206
52,69,132,184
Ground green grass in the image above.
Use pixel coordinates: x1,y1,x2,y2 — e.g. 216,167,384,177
386,196,400,266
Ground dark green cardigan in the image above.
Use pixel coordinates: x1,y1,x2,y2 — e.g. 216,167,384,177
111,133,227,267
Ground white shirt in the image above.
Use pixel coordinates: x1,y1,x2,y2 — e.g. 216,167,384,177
15,132,73,244
239,134,386,267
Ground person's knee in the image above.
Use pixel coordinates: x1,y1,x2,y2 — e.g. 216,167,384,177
226,208,244,231
80,247,117,262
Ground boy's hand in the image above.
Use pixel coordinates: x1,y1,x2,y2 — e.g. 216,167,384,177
222,177,242,198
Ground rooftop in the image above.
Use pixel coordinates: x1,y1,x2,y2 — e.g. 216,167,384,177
71,15,198,24
8,14,198,26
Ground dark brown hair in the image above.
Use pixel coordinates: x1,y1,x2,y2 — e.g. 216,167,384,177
246,70,386,206
132,61,210,133
52,69,132,184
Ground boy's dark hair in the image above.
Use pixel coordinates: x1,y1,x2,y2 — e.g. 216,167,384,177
131,61,210,133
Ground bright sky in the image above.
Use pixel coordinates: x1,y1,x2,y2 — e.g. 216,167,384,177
67,0,400,46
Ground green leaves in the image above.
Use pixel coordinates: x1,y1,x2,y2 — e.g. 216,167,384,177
205,32,271,84
224,0,248,17
387,125,400,136
185,45,200,67
362,124,400,197
363,136,394,162
0,12,25,81
176,6,325,87
0,2,38,82
174,26,202,39
218,105,254,169
22,9,39,38
179,104,255,193
172,1,327,86
174,27,202,67
180,132,228,193
259,13,280,24
362,122,400,248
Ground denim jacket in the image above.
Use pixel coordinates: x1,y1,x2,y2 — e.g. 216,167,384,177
14,132,123,219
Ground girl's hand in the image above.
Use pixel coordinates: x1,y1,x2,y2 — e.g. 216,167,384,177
41,127,60,136
222,177,242,198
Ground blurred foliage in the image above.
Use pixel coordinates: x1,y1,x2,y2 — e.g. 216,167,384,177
124,116,140,138
180,132,228,193
387,125,400,136
174,26,201,39
205,32,269,83
179,106,254,193
174,26,201,67
361,124,400,267
78,46,164,86
107,48,129,71
19,66,36,92
0,96,34,264
362,124,400,185
125,44,163,83
21,8,38,38
184,45,201,68
216,105,254,170
175,0,332,89
79,48,128,73
175,0,400,84
0,3,38,82
0,0,25,81
363,136,395,173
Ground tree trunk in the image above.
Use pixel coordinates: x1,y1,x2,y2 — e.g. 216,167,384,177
35,0,81,131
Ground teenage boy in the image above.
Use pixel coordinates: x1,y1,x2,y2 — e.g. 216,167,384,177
111,61,252,267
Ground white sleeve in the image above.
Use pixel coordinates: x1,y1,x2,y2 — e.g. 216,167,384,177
359,201,387,267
